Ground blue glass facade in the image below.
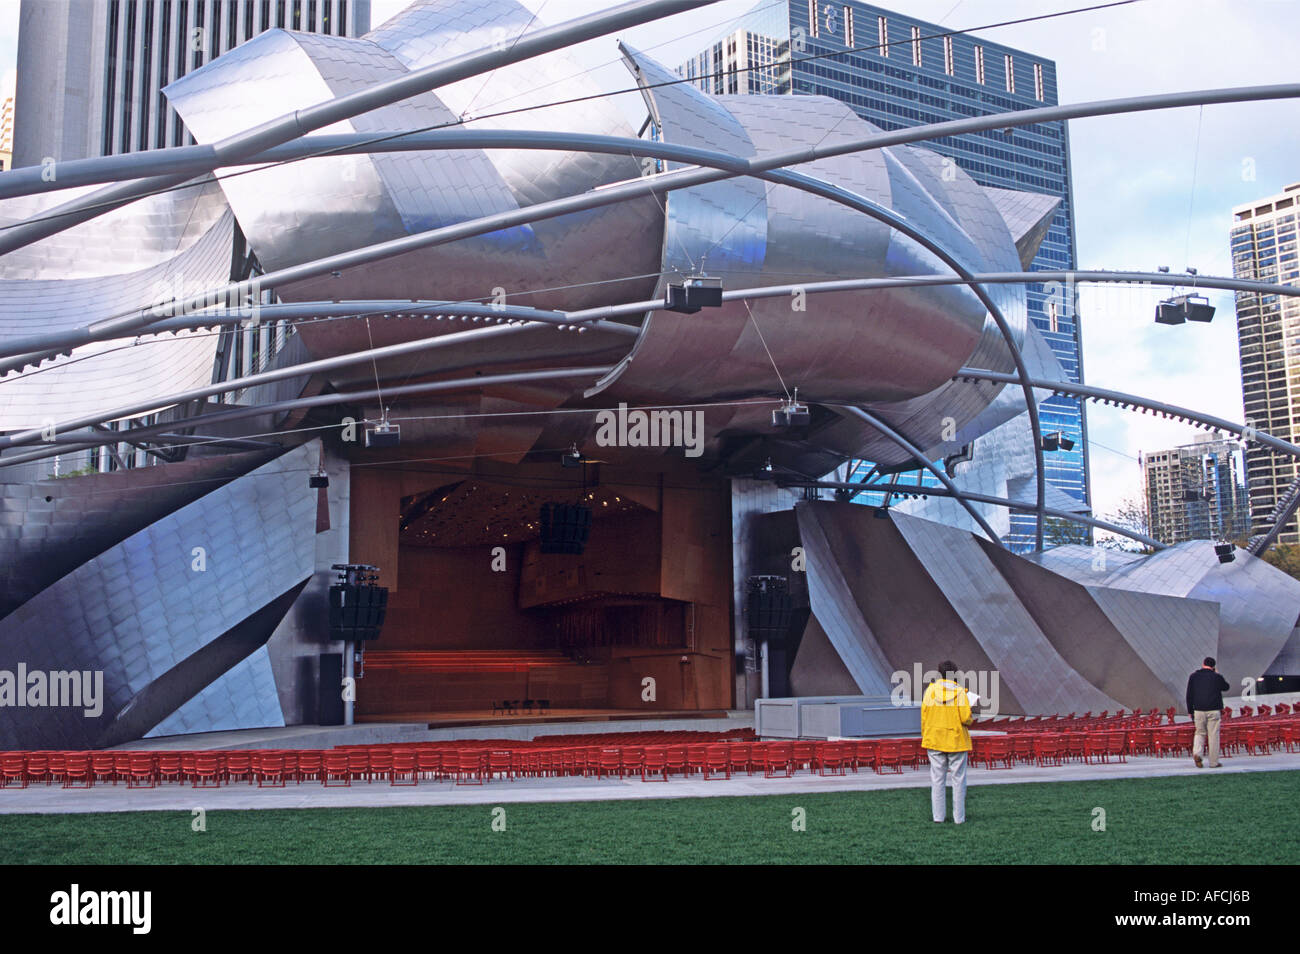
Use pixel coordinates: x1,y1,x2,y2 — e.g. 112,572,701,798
680,1,1091,550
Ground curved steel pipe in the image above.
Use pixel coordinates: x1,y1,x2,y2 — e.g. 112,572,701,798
0,0,714,253
782,478,1163,551
0,366,614,468
836,405,1003,546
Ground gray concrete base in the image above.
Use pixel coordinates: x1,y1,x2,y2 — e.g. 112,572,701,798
2,751,1296,815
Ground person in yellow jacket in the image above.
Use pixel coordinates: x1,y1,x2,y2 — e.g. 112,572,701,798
921,660,974,824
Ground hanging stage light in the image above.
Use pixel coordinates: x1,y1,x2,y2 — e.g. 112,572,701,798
772,388,811,429
1156,293,1215,325
665,274,724,314
364,412,400,448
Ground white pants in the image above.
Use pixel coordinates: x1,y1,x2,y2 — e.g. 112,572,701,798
928,750,968,823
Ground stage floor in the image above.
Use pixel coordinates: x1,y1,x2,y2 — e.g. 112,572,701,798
356,708,731,729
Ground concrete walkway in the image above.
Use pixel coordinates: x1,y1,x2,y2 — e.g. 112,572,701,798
1,751,1295,815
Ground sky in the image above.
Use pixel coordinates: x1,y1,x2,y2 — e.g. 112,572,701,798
3,0,1299,526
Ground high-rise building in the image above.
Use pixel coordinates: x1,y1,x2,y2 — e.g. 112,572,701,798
1141,434,1250,545
0,95,13,171
12,0,371,168
679,0,1089,550
1231,181,1300,546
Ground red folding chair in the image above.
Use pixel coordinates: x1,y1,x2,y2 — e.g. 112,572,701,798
391,750,418,786
91,753,116,785
1034,734,1064,767
790,741,815,773
898,739,924,770
0,753,27,789
126,753,156,789
875,740,904,774
257,752,286,788
702,744,731,780
664,745,688,778
25,753,51,786
156,753,183,784
454,749,486,786
322,751,351,787
764,742,794,778
725,743,751,777
47,752,67,786
982,737,1014,770
642,745,669,781
192,753,223,788
63,752,94,788
594,748,623,779
620,747,645,779
851,740,878,772
814,741,849,776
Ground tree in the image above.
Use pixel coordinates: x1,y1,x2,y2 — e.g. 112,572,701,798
1097,495,1156,552
1042,516,1090,547
1260,543,1300,582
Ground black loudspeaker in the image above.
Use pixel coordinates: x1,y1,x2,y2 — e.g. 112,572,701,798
328,582,388,641
319,653,344,726
746,576,794,644
539,502,592,554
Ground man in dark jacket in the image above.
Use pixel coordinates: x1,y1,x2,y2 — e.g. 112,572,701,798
1186,657,1231,768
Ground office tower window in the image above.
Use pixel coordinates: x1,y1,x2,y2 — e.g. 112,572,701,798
808,0,818,37
1004,53,1015,93
911,25,922,66
974,44,985,84
943,35,954,75
103,0,120,155
1034,62,1045,101
877,16,888,56
844,6,853,47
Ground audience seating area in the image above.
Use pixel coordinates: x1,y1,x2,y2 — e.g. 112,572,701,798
2,707,1297,791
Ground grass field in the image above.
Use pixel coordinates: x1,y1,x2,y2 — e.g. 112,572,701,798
1,771,1296,864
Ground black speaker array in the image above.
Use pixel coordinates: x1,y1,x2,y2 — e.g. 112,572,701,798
746,575,794,643
539,502,592,554
328,582,388,642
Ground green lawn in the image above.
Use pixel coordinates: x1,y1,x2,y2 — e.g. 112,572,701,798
1,771,1296,864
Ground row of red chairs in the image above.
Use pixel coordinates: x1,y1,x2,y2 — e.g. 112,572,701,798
0,739,925,789
6,722,1297,790
329,728,755,752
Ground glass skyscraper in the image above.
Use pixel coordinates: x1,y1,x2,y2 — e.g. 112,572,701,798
679,0,1090,549
1230,181,1300,546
